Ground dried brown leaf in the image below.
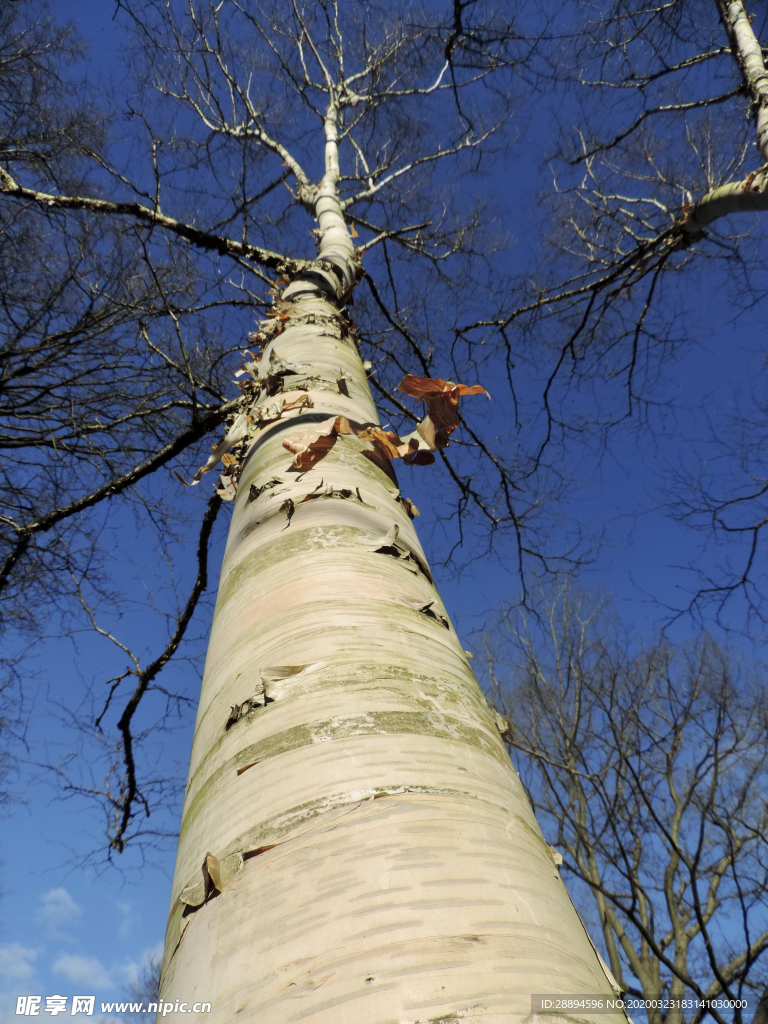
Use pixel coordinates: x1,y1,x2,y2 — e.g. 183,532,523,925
283,415,354,469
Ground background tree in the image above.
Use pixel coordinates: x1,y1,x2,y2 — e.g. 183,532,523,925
125,953,162,1021
482,585,768,1024
454,0,768,627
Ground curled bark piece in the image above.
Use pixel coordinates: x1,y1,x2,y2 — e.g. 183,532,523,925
397,374,490,402
226,668,305,730
299,481,371,507
548,845,564,867
402,447,436,466
179,850,245,909
177,413,250,487
215,475,238,501
396,494,420,518
358,425,415,458
418,600,450,629
370,523,401,552
248,478,284,504
397,373,490,451
204,852,221,893
490,706,512,738
370,525,434,583
251,394,313,429
234,359,259,379
179,852,220,908
188,393,314,501
283,415,355,469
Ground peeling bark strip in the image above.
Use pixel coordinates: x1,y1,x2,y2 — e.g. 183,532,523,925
397,373,491,451
159,102,621,1024
278,377,488,472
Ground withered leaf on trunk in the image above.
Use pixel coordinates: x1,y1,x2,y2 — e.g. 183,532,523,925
226,692,275,730
283,415,355,469
279,497,295,523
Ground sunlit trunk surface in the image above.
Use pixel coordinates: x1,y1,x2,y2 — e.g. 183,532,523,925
159,108,622,1024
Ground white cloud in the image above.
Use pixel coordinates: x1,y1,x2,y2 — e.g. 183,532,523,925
118,943,163,988
116,901,135,941
144,942,164,966
35,889,81,933
0,992,27,1024
52,954,111,990
0,943,39,981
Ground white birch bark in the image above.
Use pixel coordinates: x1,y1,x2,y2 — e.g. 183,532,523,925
158,105,624,1024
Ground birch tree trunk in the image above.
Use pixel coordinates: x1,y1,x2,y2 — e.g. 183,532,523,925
158,108,622,1024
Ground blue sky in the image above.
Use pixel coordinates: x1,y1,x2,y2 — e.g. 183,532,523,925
2,1,766,1019
0,879,163,1021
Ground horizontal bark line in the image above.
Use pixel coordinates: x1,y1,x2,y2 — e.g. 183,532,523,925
179,710,511,839
169,784,543,917
188,656,485,776
161,794,614,1022
216,521,426,601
